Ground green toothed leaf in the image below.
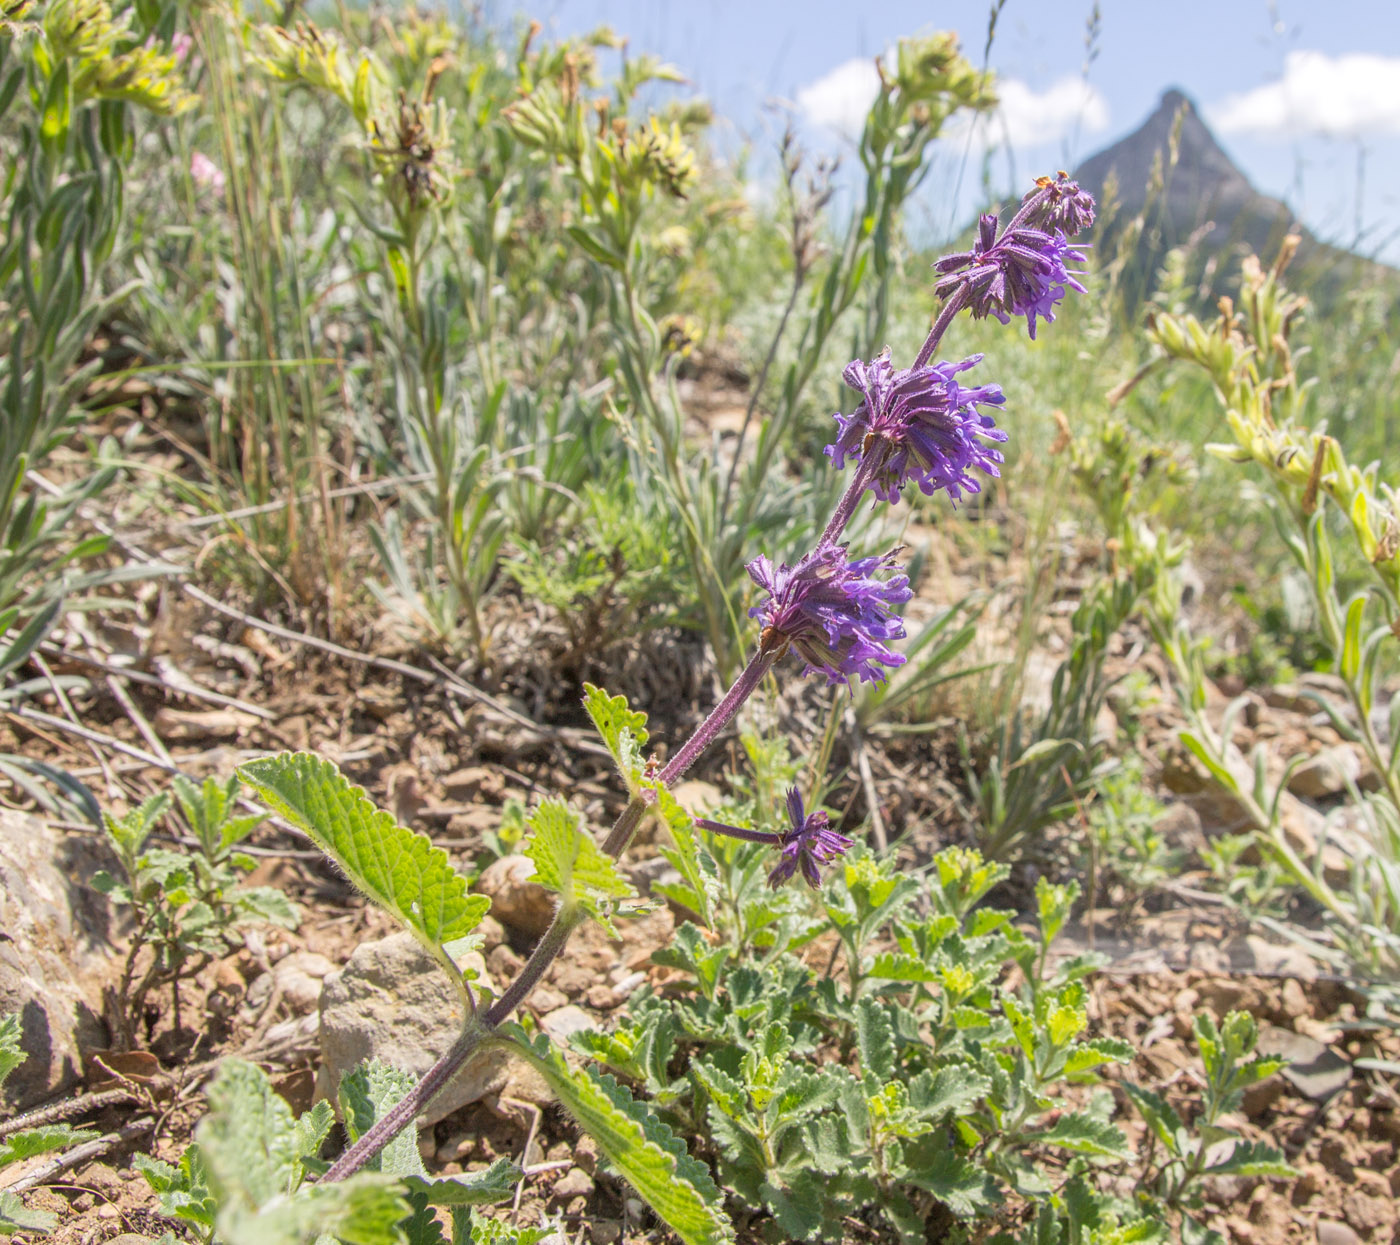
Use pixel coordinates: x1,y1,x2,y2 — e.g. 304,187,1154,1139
239,753,487,990
1036,1111,1133,1160
504,1029,734,1245
583,683,649,794
523,798,636,935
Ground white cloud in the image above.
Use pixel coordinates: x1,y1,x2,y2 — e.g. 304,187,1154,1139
1208,51,1400,140
796,59,1107,150
949,76,1109,149
795,56,881,136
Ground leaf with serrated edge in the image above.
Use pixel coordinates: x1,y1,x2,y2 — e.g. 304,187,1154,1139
523,799,635,935
1204,1139,1294,1179
405,1156,520,1205
0,1124,98,1166
505,1030,733,1245
240,753,487,990
340,1060,425,1179
1037,1111,1133,1160
649,780,715,925
582,684,649,790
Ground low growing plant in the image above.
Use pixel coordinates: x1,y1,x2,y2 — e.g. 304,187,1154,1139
95,774,300,1050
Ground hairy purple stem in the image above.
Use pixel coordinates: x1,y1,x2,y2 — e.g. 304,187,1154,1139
817,452,882,550
912,283,970,370
693,818,783,845
321,1022,493,1183
658,647,778,787
324,646,783,1184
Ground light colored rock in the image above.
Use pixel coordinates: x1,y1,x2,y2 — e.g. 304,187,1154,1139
670,780,723,816
540,1005,599,1046
1316,1222,1362,1245
0,810,115,1109
1287,747,1362,800
552,1167,594,1201
476,855,555,937
272,951,336,1013
316,931,508,1125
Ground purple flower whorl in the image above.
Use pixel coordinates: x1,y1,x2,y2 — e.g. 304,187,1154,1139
826,348,1008,504
748,544,911,687
933,213,1088,340
769,786,852,889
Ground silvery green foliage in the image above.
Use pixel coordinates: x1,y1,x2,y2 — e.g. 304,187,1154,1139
1123,1012,1292,1245
0,0,185,811
1123,251,1400,1007
578,843,1154,1242
93,775,300,1044
0,1015,99,1236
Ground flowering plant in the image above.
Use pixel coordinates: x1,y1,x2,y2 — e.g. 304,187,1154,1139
146,154,1096,1244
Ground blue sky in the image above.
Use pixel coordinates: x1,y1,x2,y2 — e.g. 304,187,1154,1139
500,0,1400,261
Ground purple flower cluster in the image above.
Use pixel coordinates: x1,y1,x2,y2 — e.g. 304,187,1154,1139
933,214,1088,340
826,348,1008,504
682,174,1093,887
695,787,853,889
770,787,852,889
747,544,911,687
1019,171,1097,236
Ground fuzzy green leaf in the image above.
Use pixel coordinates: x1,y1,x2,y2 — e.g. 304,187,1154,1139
1036,1111,1133,1160
649,779,716,926
1204,1139,1295,1179
506,1030,733,1245
856,998,897,1082
0,1123,98,1166
904,1147,996,1217
909,1065,992,1119
867,952,939,983
0,1190,55,1234
1064,1037,1136,1077
405,1157,520,1206
1122,1083,1184,1155
239,753,487,985
340,1060,425,1179
582,683,649,792
196,1060,408,1245
523,798,635,935
0,1015,23,1092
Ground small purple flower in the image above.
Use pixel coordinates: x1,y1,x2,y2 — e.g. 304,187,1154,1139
826,348,1007,504
1017,172,1096,237
693,788,853,889
933,214,1088,340
748,544,911,687
770,787,852,889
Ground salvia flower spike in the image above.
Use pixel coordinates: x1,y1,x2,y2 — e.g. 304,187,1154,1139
748,544,912,687
826,348,1007,505
1017,171,1097,236
770,787,852,889
933,215,1088,340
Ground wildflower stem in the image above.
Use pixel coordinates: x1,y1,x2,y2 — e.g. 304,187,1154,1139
323,646,781,1184
817,452,882,549
692,818,784,845
912,283,970,370
658,647,779,787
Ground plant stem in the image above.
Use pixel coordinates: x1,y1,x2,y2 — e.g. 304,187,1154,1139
323,641,782,1183
817,453,881,550
658,648,778,787
912,284,970,370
